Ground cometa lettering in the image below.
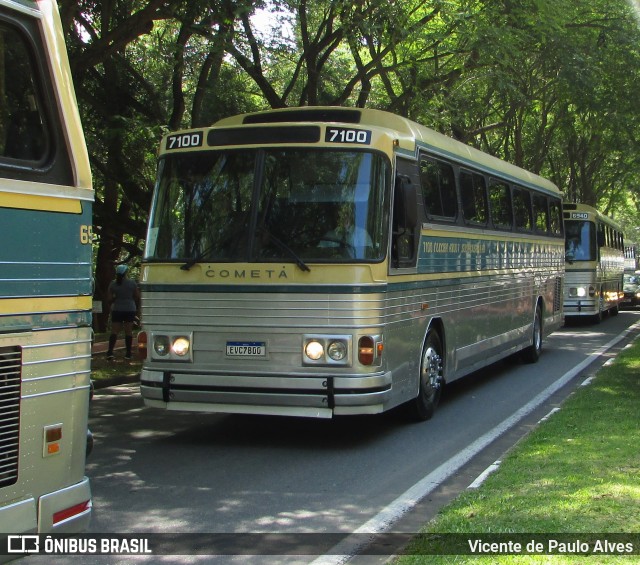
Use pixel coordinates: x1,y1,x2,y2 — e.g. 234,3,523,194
205,268,288,280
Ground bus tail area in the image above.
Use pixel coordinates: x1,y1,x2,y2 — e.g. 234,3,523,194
139,106,565,421
0,0,93,534
563,203,625,322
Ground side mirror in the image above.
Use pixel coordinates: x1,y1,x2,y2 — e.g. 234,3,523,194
393,175,417,232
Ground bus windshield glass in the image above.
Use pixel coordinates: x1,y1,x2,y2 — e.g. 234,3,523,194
145,148,389,264
565,220,596,261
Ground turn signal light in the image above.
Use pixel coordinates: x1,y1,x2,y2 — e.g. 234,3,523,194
137,331,148,359
358,336,375,365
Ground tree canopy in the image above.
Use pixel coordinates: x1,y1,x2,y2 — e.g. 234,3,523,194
59,0,640,328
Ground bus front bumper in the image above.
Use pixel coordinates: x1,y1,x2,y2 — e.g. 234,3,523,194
140,369,392,418
563,299,597,316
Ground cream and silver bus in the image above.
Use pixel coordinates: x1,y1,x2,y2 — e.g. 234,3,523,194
563,203,624,321
0,0,93,535
139,107,564,420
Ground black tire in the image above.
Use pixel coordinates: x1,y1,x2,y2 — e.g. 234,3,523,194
406,330,444,421
593,295,604,323
521,304,542,364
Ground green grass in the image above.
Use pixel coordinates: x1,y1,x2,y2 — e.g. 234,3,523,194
395,337,640,563
91,332,141,382
91,354,141,382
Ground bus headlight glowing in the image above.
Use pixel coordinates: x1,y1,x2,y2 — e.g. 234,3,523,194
172,337,190,356
150,332,193,361
327,341,347,361
305,340,324,361
570,286,587,298
153,335,170,356
303,335,352,365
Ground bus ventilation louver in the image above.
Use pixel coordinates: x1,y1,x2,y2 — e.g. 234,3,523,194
0,346,21,488
242,108,362,125
554,277,563,313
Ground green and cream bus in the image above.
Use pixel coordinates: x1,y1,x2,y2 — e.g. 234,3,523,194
139,107,564,421
0,0,93,535
563,203,624,321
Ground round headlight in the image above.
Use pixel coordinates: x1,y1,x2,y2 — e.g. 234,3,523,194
305,340,324,361
576,287,587,297
172,337,190,356
153,335,170,356
327,341,347,361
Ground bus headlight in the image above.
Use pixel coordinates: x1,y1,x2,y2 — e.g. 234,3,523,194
303,335,351,366
570,286,587,298
305,340,325,361
153,335,170,356
150,332,193,361
327,340,347,361
172,337,190,357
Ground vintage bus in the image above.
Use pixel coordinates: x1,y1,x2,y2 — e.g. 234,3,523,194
139,107,564,421
0,0,93,535
563,203,625,321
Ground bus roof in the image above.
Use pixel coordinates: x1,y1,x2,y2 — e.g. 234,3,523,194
563,202,623,231
211,106,561,196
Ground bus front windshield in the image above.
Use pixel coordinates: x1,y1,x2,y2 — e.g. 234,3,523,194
145,148,389,265
565,220,596,262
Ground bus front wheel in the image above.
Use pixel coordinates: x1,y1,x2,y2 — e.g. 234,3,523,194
406,330,444,421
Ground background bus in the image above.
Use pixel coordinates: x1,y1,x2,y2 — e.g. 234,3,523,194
0,0,93,534
139,106,564,421
563,203,624,321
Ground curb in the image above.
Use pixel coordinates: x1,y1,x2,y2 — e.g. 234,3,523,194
92,375,139,390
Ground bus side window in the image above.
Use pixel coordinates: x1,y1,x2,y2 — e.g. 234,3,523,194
460,170,488,226
419,157,457,220
0,23,48,162
488,181,513,229
549,199,562,236
512,186,532,232
532,193,549,233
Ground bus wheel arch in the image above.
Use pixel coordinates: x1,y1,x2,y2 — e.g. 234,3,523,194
405,321,445,421
521,299,543,364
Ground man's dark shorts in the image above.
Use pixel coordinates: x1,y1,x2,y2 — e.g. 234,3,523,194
112,311,136,323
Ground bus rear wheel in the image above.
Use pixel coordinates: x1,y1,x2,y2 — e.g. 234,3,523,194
406,330,444,421
521,304,542,364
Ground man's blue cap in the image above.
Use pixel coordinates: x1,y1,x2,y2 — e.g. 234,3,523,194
116,265,128,275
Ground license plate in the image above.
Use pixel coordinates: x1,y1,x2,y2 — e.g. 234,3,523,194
226,341,266,357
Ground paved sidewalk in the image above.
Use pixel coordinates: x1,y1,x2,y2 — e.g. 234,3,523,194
92,338,124,356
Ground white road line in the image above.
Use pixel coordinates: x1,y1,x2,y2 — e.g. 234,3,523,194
468,460,501,489
539,407,561,422
310,320,640,565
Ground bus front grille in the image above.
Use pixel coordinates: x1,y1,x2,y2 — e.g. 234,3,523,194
0,346,21,488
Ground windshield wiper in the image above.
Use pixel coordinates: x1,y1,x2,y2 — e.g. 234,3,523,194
259,228,311,272
180,243,219,271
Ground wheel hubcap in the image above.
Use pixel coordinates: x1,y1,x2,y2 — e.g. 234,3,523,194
422,346,443,397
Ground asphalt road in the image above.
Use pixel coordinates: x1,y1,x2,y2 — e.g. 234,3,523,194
27,310,640,565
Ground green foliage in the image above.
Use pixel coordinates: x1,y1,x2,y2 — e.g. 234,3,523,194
61,0,640,308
